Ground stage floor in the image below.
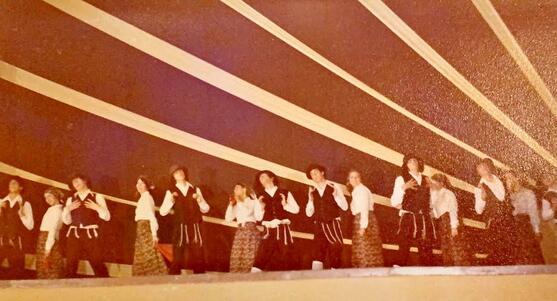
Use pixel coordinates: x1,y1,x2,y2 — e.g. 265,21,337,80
1,265,556,301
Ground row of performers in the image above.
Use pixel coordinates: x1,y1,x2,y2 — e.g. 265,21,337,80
1,155,556,279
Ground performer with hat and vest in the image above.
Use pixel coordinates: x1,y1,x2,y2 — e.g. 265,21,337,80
160,164,210,274
305,164,348,270
390,154,434,266
252,170,300,272
62,174,110,277
0,176,34,279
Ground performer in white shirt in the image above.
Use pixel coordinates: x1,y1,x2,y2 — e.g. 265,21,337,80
252,170,299,271
35,187,64,279
502,171,544,264
390,155,434,266
430,174,471,266
305,164,348,270
348,170,383,268
225,183,261,273
160,165,210,274
132,176,168,276
473,158,516,265
0,176,34,279
62,174,110,277
540,173,557,264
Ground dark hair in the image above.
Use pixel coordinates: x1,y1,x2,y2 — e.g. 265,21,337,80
69,174,91,191
305,163,326,180
431,173,453,190
136,175,155,197
253,170,278,195
8,176,25,190
401,154,425,175
477,158,496,174
233,183,251,202
44,187,64,203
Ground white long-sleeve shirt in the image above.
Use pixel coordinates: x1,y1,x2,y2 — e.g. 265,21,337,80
510,188,540,233
159,182,210,216
306,182,348,217
0,194,34,231
39,204,63,253
253,186,299,226
430,188,459,229
474,175,506,215
391,173,423,216
61,190,111,225
541,188,557,221
135,191,159,239
350,184,374,229
225,197,260,225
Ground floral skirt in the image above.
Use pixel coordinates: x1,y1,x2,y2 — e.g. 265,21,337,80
351,213,384,268
230,222,261,273
132,220,168,276
35,231,64,279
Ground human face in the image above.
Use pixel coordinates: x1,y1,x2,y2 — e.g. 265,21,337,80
259,173,274,188
476,163,490,178
8,180,22,194
310,169,325,183
136,178,148,193
407,158,419,173
72,178,87,191
233,185,246,199
503,172,519,191
348,171,361,187
430,180,443,191
173,169,186,182
44,192,59,206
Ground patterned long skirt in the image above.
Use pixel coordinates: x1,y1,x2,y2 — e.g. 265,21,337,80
35,231,64,279
514,215,544,265
132,220,168,276
351,213,384,267
229,222,261,273
436,214,471,266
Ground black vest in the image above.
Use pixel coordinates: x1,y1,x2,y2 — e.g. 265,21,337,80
70,193,101,226
170,185,203,225
482,183,513,221
311,184,341,222
401,173,430,214
259,188,290,221
0,200,25,239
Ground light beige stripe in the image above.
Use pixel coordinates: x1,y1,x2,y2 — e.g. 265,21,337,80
220,0,512,172
40,0,477,194
0,61,485,229
359,0,557,168
472,0,557,118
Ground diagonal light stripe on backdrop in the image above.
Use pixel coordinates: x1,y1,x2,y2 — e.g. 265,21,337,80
220,0,513,173
359,0,557,168
40,0,476,193
472,0,557,118
0,61,485,230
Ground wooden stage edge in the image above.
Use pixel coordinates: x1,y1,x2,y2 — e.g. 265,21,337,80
1,265,557,300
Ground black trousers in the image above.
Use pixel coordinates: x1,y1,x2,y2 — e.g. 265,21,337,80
169,223,206,275
312,219,344,269
65,227,109,278
397,212,435,266
0,236,24,279
253,225,294,271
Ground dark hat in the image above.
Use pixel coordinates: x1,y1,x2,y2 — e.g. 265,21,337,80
306,163,326,180
169,165,187,176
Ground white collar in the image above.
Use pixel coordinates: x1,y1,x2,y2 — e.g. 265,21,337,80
176,182,193,189
2,194,22,204
264,185,278,195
